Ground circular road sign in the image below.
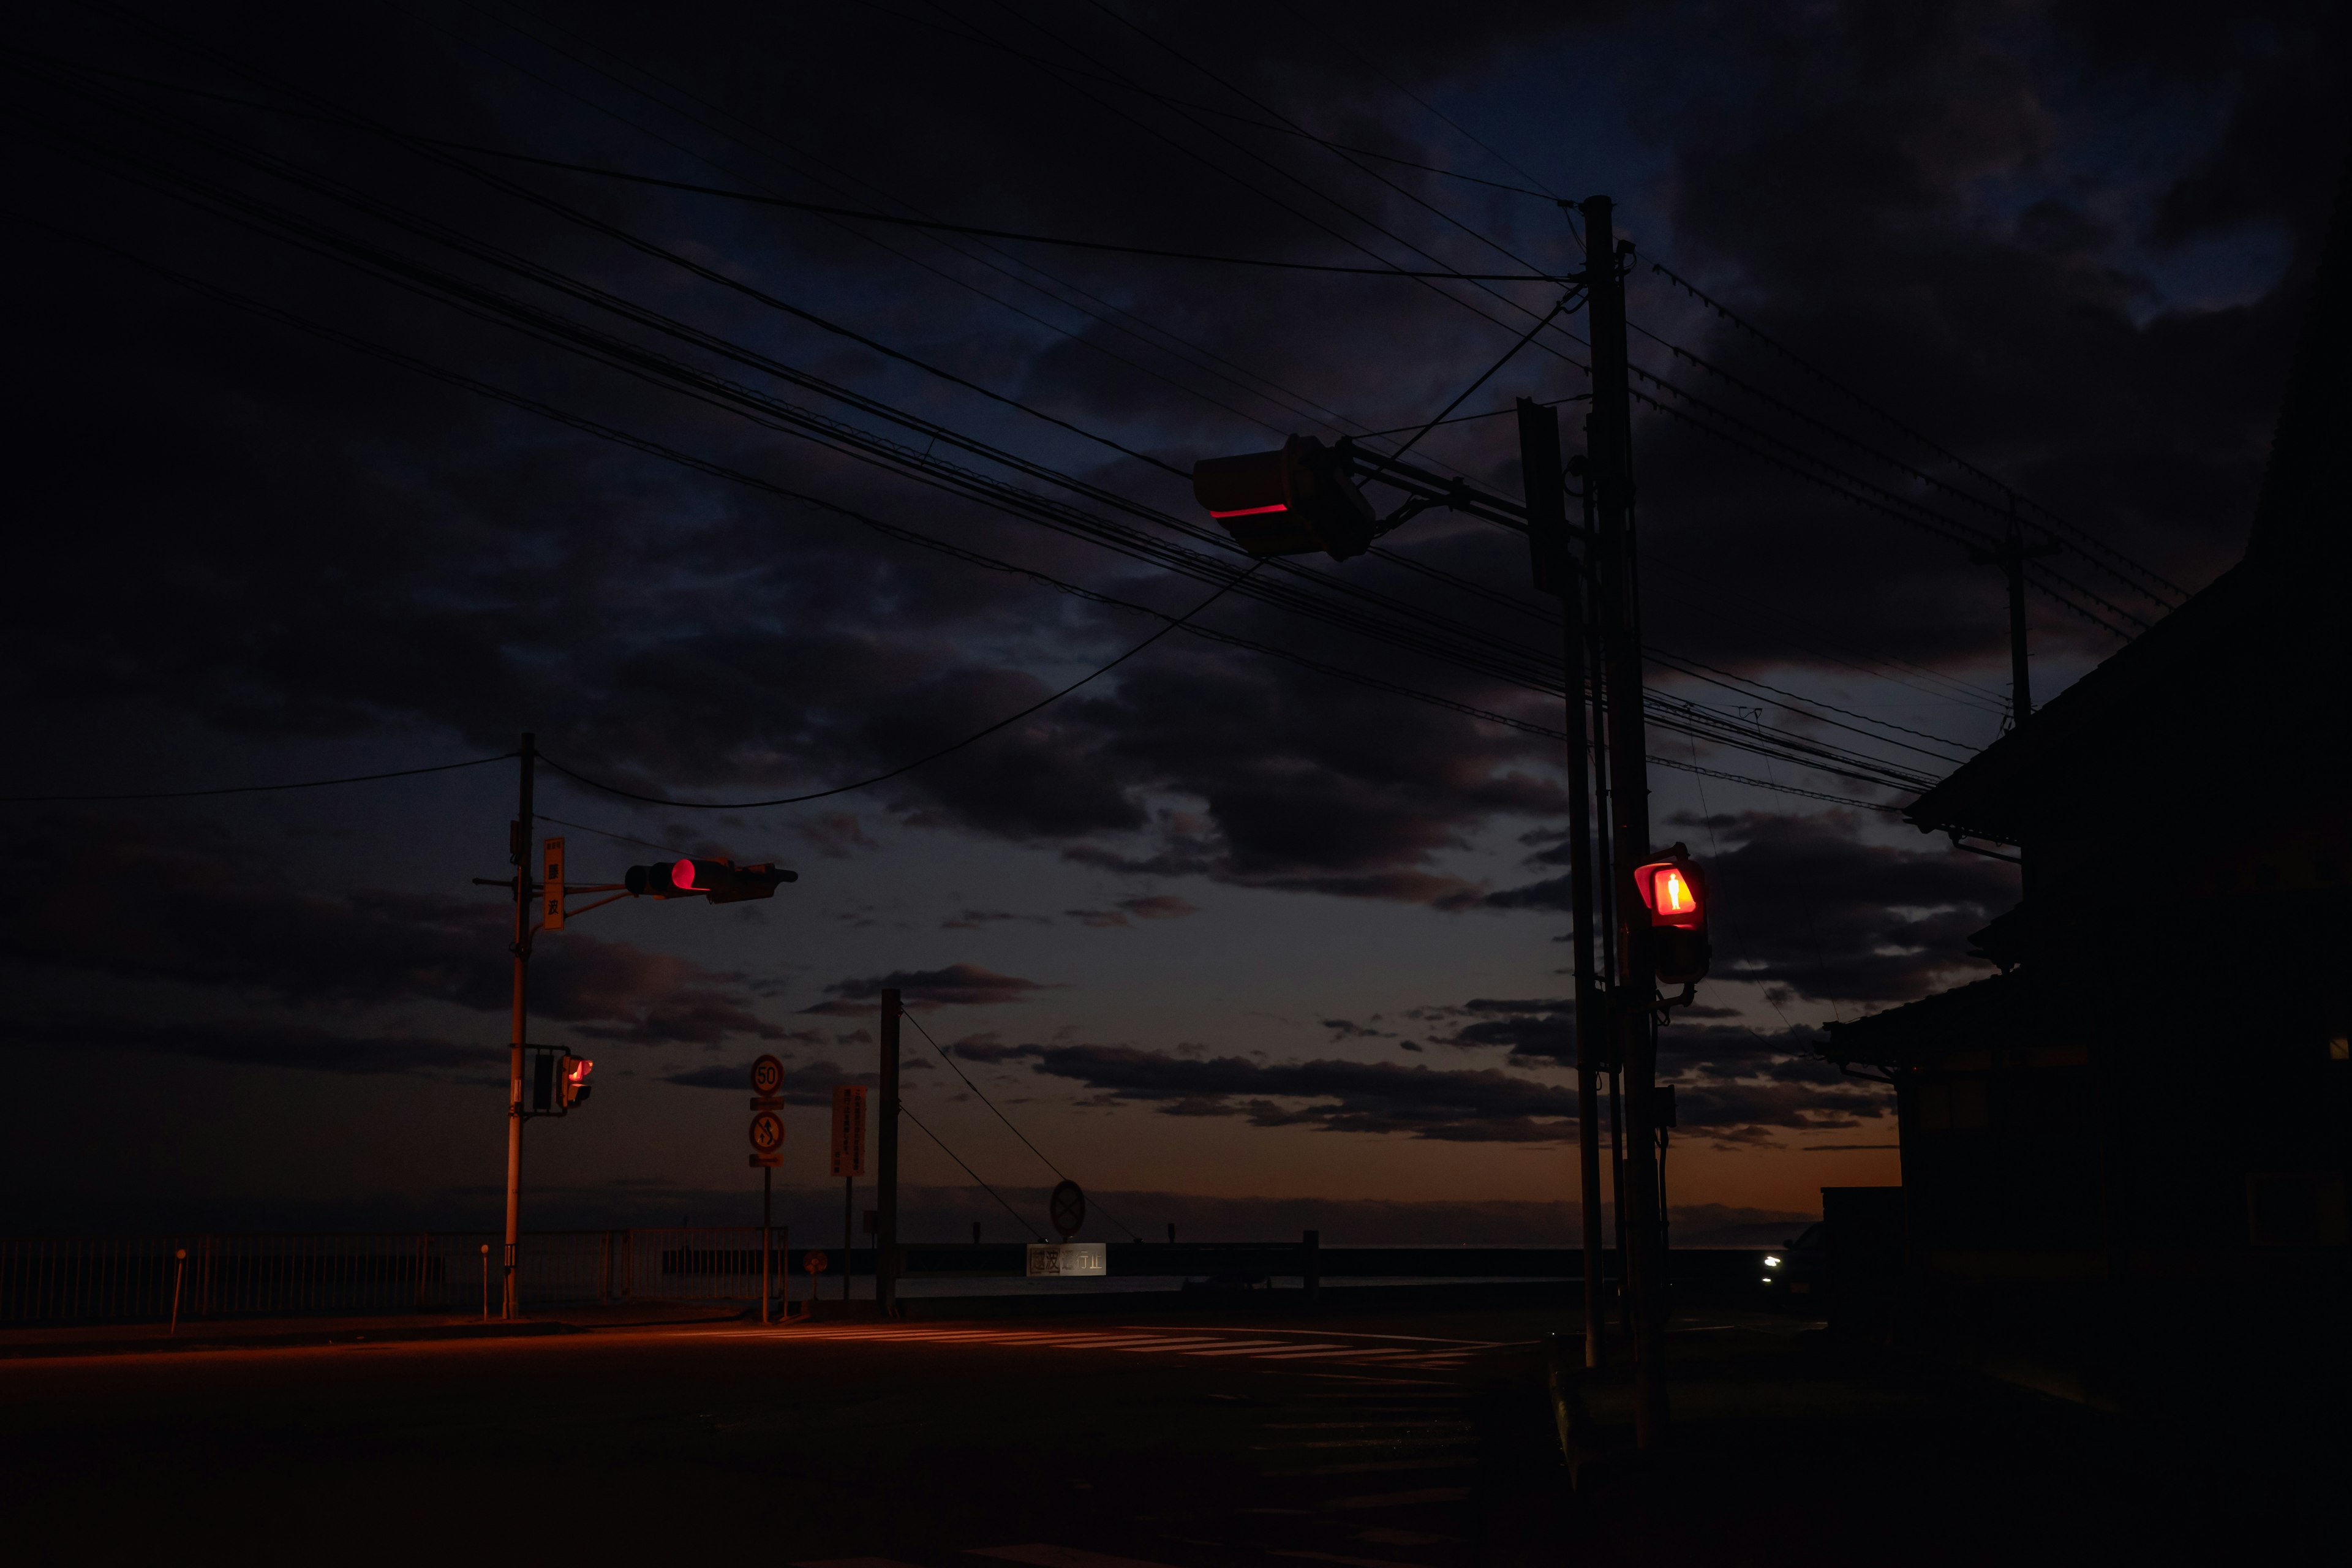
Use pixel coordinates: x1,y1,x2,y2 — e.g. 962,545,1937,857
749,1110,785,1154
750,1054,785,1096
1049,1179,1085,1241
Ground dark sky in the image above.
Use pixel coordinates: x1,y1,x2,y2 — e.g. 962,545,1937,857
1,1,2341,1238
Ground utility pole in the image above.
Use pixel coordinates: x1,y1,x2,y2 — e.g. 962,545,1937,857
1581,195,1670,1445
1969,500,2057,731
1518,396,1608,1370
502,731,535,1321
877,987,901,1317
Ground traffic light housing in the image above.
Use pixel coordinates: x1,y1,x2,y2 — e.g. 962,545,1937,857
625,858,799,903
1192,435,1375,560
558,1053,593,1109
1634,844,1712,986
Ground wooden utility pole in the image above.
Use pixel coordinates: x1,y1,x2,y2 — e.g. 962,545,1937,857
502,731,535,1321
1518,396,1608,1369
1581,195,1670,1444
877,987,901,1316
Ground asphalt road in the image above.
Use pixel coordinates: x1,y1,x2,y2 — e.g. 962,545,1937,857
0,1310,1561,1567
5,1304,2336,1566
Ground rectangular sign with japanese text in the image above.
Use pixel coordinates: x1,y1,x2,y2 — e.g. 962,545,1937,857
830,1084,867,1178
1025,1243,1107,1278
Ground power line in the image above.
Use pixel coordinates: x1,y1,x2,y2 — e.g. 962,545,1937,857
937,0,1596,390
902,1009,1142,1242
20,100,1952,798
534,813,684,856
393,13,2148,696
0,751,514,804
12,66,1958,800
322,132,1567,281
1645,258,2188,604
448,2,1412,457
839,0,1559,202
539,569,1260,811
34,209,1917,810
1293,1,1564,202
1624,314,2181,616
899,1100,1043,1241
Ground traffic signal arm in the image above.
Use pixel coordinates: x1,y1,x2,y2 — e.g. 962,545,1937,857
1191,434,1587,559
624,859,800,902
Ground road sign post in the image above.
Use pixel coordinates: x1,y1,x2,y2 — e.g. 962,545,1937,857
832,1085,867,1303
1028,1180,1104,1278
750,1055,787,1323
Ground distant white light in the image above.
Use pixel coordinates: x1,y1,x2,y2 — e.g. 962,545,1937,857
1763,1255,1781,1268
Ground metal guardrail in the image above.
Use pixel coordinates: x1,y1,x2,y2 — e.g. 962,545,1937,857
0,1234,1774,1326
0,1228,798,1325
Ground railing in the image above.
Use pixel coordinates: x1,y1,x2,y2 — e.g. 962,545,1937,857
0,1227,797,1326
0,1232,1774,1327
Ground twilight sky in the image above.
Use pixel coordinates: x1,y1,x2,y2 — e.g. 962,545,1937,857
2,1,2342,1241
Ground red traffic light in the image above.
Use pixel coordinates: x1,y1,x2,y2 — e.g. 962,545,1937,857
558,1054,594,1109
1633,845,1711,987
1192,435,1374,560
1637,861,1702,927
626,859,799,902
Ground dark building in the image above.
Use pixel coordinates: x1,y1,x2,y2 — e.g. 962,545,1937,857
1820,173,2351,1410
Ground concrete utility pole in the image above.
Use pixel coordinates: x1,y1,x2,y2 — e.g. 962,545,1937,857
1970,500,2056,731
1581,195,1670,1444
1517,396,1608,1370
877,987,901,1316
502,731,535,1320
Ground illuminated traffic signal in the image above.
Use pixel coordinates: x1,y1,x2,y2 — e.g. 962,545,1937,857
625,858,799,903
1634,843,1711,986
1192,435,1375,560
558,1053,594,1109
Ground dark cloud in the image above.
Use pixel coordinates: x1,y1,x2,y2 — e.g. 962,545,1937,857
1064,893,1204,928
1490,812,2015,1002
814,963,1064,1012
665,1057,872,1105
0,1013,484,1077
5,1,2324,920
0,816,789,1046
939,909,1051,931
794,812,877,859
1017,1044,1581,1143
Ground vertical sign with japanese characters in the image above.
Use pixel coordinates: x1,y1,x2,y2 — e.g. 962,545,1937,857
830,1084,867,1179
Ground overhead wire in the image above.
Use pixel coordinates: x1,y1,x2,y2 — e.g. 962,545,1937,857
1646,258,2190,605
465,0,1401,454
13,38,1966,804
902,1009,1142,1242
4,205,1920,810
12,80,1953,797
899,1099,1044,1240
1623,315,2180,617
841,0,1559,201
0,751,515,803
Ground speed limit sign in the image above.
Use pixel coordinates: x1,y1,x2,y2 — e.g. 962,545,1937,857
748,1109,785,1166
750,1054,784,1096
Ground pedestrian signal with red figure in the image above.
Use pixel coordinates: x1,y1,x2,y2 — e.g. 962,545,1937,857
1634,842,1713,987
1192,435,1374,560
558,1053,594,1109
